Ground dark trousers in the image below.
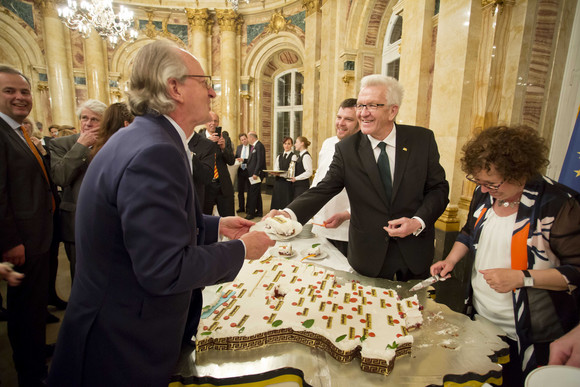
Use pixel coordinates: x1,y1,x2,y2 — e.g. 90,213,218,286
237,169,249,211
378,239,430,281
48,236,61,303
329,239,348,257
246,181,263,217
64,241,76,283
203,180,235,216
7,250,50,386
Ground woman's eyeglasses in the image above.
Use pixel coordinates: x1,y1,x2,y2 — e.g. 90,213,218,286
465,175,504,190
184,75,213,89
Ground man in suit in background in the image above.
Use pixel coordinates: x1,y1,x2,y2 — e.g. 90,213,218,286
268,75,449,280
196,111,235,216
0,65,55,386
188,130,216,206
49,99,106,281
48,40,274,387
245,131,266,220
235,132,251,213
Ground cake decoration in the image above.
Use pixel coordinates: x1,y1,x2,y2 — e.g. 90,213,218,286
264,215,296,236
196,258,423,375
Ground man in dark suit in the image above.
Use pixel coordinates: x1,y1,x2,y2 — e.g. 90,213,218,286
48,40,274,387
245,131,267,220
188,130,215,205
268,75,449,280
195,111,235,216
48,99,106,281
235,132,251,212
0,65,55,386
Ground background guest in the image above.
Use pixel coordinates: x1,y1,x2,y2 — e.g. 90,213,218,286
91,102,134,158
291,136,312,199
235,133,251,213
431,125,580,385
245,131,266,220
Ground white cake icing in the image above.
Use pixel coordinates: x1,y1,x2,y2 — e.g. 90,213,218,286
305,245,321,256
264,215,295,236
196,258,423,375
278,243,293,256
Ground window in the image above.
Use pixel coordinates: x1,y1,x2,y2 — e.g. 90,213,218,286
273,70,303,157
382,15,403,80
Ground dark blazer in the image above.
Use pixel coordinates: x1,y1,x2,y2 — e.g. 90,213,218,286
288,127,449,277
48,114,245,386
188,132,216,203
247,140,266,179
0,117,53,255
196,130,235,193
48,133,91,242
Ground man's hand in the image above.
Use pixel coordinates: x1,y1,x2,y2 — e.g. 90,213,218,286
3,244,25,266
263,210,290,220
219,216,254,239
324,211,350,229
209,133,219,143
217,136,225,149
240,231,275,260
77,128,99,147
30,137,47,156
549,324,580,367
0,264,24,286
430,260,455,279
479,268,523,293
383,217,421,238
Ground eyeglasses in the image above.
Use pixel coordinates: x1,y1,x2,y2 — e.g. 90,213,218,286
184,75,213,89
355,103,386,111
465,174,504,191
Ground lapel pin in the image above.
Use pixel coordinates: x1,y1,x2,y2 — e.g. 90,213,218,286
403,147,408,151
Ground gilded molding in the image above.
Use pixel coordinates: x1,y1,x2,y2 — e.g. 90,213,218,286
302,0,321,17
143,11,182,45
37,82,49,91
264,11,289,35
186,8,211,31
435,206,461,232
35,0,60,18
342,73,354,84
216,9,239,32
481,0,515,15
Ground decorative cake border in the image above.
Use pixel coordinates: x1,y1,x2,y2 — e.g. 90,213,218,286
196,327,412,375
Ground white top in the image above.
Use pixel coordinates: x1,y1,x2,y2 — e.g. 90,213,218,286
310,136,349,242
294,150,313,181
471,208,518,339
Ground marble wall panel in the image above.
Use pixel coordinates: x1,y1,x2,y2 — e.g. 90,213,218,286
362,55,375,76
364,0,389,46
71,31,85,69
261,80,273,168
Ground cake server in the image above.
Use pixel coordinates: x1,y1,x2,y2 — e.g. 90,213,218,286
409,274,447,292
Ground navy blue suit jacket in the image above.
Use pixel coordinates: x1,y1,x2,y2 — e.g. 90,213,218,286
48,114,245,386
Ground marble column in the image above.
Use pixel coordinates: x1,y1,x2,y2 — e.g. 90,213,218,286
302,0,322,164
186,8,211,74
36,0,76,125
398,0,435,127
216,9,240,136
84,30,110,104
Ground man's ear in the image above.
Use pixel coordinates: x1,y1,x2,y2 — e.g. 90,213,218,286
388,104,399,121
167,78,184,103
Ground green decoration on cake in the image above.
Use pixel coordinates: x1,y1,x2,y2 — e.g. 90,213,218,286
386,341,398,350
302,319,315,328
272,320,283,327
336,334,347,342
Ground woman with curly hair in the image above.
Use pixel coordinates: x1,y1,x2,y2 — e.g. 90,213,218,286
431,125,580,386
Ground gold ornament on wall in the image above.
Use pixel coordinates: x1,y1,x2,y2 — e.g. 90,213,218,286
143,11,182,45
264,11,289,35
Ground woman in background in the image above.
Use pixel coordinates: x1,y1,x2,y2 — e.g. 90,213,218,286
430,125,580,386
269,136,295,210
291,136,312,199
91,102,134,157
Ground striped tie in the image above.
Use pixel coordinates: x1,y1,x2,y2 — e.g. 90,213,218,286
20,126,55,212
213,153,219,179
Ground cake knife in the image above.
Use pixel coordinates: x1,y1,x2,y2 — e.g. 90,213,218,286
409,274,447,292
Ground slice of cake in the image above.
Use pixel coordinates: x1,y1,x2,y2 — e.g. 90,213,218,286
196,258,423,375
305,244,321,256
278,243,293,256
264,215,295,236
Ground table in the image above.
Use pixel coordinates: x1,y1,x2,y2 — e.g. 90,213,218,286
170,232,508,387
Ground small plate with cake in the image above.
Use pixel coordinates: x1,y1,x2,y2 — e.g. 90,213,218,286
268,243,297,258
251,215,303,240
300,244,327,261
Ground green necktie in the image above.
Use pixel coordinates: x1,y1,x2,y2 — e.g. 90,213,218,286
377,142,392,201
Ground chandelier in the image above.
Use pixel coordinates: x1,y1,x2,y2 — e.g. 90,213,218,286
57,0,138,46
228,0,250,11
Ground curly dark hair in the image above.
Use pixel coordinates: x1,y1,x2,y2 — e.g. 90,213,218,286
461,125,549,183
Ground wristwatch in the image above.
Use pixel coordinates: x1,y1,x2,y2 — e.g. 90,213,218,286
522,270,534,287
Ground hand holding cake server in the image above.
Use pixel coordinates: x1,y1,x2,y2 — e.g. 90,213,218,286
266,74,449,281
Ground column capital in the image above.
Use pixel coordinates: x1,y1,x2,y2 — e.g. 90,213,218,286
302,0,321,17
216,9,240,32
186,8,211,32
35,0,60,18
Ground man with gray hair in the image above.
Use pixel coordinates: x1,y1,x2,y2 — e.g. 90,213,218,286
49,98,107,281
48,39,273,386
268,75,449,281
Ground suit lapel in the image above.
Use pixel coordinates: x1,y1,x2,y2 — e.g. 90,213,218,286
392,126,410,199
358,133,389,205
0,118,48,180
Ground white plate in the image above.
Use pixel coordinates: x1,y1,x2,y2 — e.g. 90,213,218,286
250,220,303,240
525,365,580,387
268,247,297,258
299,249,328,261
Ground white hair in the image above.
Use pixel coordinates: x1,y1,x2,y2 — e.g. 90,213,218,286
359,74,404,107
76,99,107,119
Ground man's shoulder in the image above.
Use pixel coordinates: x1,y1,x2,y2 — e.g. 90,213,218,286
49,133,80,148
